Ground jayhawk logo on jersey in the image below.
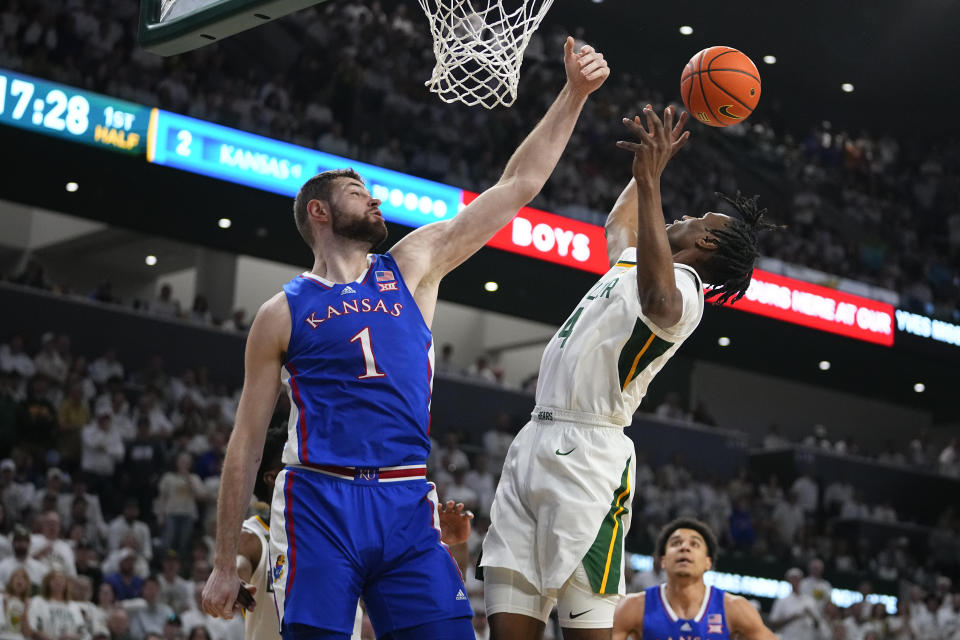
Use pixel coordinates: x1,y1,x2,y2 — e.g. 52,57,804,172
272,554,286,583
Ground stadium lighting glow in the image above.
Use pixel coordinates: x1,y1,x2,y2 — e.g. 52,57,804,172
718,337,731,347
841,83,855,93
484,281,499,293
818,360,831,371
762,55,777,64
65,182,79,192
218,217,232,229
145,255,158,266
914,382,926,393
679,25,694,35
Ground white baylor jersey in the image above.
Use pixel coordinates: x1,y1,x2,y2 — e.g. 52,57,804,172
535,247,704,425
241,515,280,640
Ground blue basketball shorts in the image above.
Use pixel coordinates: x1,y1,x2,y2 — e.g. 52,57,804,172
269,465,473,637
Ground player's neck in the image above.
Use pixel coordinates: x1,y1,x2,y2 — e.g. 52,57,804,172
310,243,372,283
665,578,708,618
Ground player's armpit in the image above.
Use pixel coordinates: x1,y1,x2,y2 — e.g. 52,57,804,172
612,592,645,640
725,594,777,640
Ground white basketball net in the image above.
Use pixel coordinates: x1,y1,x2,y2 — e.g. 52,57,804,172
417,0,556,109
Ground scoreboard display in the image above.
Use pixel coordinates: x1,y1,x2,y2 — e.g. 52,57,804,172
0,70,150,154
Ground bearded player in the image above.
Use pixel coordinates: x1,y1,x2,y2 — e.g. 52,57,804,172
235,429,474,640
202,37,610,640
480,105,778,640
613,518,776,639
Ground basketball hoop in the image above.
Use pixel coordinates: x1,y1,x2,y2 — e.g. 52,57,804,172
416,0,556,109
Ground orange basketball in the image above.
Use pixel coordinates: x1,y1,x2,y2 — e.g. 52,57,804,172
680,46,761,127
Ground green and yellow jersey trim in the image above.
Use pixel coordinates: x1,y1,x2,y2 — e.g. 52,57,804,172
582,458,632,594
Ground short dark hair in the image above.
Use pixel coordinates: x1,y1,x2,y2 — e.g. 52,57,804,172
292,169,364,247
702,192,781,306
253,427,287,502
655,517,719,562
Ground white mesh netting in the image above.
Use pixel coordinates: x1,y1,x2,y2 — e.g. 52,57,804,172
417,0,556,109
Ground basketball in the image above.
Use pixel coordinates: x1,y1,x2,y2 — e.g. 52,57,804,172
680,46,761,127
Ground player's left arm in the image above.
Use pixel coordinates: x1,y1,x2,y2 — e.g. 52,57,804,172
604,111,688,266
391,37,609,293
725,593,778,640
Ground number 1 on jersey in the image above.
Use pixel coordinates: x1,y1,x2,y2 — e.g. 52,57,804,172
349,327,386,379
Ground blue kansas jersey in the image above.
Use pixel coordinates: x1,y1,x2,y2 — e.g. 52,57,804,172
280,253,433,467
643,584,730,640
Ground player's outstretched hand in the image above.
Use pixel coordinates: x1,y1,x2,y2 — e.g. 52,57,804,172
563,36,610,97
202,566,245,619
616,105,690,186
438,500,474,546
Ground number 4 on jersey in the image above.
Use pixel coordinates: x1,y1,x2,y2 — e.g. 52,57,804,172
349,327,385,379
557,307,583,348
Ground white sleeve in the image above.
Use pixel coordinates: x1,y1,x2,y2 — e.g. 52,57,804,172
644,267,703,341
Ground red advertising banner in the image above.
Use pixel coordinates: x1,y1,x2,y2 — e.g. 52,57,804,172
463,191,609,274
729,269,895,346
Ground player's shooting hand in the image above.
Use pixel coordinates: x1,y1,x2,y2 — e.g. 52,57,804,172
616,105,691,187
438,500,474,546
563,36,610,97
202,566,245,619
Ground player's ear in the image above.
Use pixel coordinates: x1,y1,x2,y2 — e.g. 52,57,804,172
705,556,713,572
307,198,331,223
263,470,278,489
696,234,719,251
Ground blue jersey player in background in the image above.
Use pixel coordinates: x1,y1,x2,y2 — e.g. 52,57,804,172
613,518,776,640
201,36,610,640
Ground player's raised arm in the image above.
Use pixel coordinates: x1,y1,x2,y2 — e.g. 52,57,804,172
604,111,689,267
726,594,778,640
392,36,609,285
615,106,690,327
201,293,289,619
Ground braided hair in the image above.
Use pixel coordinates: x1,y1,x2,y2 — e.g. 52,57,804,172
253,427,287,503
702,192,780,305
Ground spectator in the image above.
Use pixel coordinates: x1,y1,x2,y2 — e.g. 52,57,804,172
481,414,514,476
790,472,819,515
73,542,102,591
798,557,832,612
156,553,190,616
89,349,124,387
132,395,172,439
443,468,478,512
156,454,203,560
769,567,826,640
127,577,173,640
56,480,106,548
655,392,688,422
25,570,86,640
464,454,495,517
772,491,806,546
80,410,125,507
150,286,180,319
106,501,151,563
0,462,35,523
464,356,498,384
70,575,106,638
29,513,75,578
762,424,790,450
0,528,46,589
0,336,35,379
0,568,30,640
106,608,133,640
56,382,89,471
64,497,103,552
122,420,164,520
728,497,756,550
33,337,67,384
17,378,58,462
103,551,143,601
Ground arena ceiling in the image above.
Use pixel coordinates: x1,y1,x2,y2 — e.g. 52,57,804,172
534,0,960,137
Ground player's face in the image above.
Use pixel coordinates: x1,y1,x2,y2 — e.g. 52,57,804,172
665,212,732,253
662,528,712,579
329,179,387,247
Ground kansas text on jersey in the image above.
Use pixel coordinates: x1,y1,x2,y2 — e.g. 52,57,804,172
280,253,433,467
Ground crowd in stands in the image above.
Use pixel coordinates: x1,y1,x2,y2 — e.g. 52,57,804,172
1,0,959,322
0,327,959,639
